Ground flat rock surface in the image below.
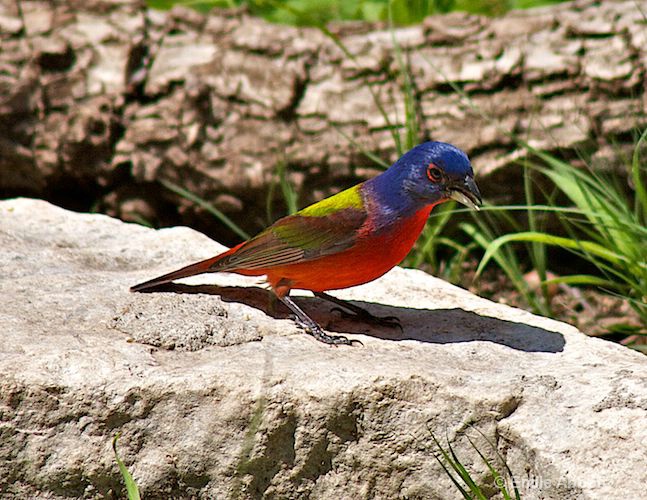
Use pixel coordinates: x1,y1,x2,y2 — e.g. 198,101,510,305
1,198,646,498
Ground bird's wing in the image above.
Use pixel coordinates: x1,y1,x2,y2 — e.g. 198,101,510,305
212,206,367,272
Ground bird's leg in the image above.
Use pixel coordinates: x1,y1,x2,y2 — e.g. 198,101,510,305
314,292,402,330
279,295,362,346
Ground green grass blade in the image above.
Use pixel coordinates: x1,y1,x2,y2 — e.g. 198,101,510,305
476,232,630,276
278,161,299,215
465,435,512,500
428,431,477,499
159,178,251,240
468,427,521,500
534,160,635,251
523,159,549,304
471,204,647,234
462,222,547,314
112,434,141,500
265,159,298,220
446,439,489,499
542,274,618,288
631,127,647,218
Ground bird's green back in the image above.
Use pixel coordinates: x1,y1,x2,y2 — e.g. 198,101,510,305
298,184,365,217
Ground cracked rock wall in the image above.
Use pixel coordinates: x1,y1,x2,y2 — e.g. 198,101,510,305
1,0,646,242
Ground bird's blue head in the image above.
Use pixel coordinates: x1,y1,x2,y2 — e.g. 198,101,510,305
369,141,482,215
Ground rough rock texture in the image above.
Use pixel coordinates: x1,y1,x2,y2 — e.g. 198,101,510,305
1,197,646,499
1,1,646,243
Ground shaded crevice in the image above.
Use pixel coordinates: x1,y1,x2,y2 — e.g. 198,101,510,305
277,72,309,122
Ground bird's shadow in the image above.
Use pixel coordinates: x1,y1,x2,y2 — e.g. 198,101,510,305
136,283,565,353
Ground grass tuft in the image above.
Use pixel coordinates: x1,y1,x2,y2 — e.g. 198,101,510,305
429,427,520,499
470,132,647,339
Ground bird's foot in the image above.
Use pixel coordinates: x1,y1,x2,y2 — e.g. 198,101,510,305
292,316,363,346
331,307,403,331
280,295,362,346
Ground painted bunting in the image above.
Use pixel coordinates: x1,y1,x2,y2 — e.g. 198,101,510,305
131,141,481,345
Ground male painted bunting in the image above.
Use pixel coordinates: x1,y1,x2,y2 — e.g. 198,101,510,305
131,141,481,345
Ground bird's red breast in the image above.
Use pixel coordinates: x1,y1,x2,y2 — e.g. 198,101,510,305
260,204,434,294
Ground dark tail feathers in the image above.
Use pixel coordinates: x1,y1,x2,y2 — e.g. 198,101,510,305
130,254,224,292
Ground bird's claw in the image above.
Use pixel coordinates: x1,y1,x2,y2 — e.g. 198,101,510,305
291,315,362,346
330,306,403,331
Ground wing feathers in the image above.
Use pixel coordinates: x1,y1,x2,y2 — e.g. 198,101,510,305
225,247,304,270
211,207,366,272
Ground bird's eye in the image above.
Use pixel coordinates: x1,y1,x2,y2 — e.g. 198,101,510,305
427,164,443,183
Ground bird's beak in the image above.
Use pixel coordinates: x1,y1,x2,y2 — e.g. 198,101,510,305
448,176,482,211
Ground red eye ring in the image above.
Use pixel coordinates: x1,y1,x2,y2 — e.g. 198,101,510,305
427,164,442,183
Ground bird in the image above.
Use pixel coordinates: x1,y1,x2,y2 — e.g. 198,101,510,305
131,141,482,345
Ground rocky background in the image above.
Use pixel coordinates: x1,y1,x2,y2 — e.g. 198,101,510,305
1,0,646,244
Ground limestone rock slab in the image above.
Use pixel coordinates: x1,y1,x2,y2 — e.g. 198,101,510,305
1,198,645,498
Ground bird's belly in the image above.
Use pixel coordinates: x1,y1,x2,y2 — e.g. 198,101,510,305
266,245,395,291
264,206,432,292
